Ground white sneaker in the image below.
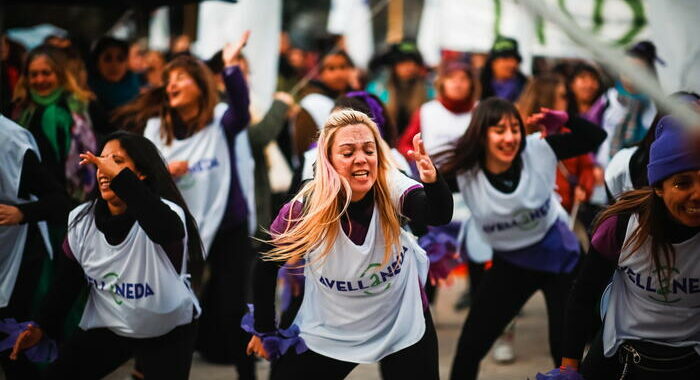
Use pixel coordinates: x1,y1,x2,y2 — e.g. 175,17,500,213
492,338,515,363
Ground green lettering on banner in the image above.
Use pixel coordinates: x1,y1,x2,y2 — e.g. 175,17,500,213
529,0,646,50
493,0,502,38
616,0,646,45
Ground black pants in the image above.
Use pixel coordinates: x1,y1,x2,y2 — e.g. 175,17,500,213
46,320,197,380
196,222,255,378
450,256,575,380
581,330,700,380
270,311,439,380
0,227,48,380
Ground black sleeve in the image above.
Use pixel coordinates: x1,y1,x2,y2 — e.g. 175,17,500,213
252,241,282,333
109,168,185,246
36,247,86,340
545,116,607,161
562,248,616,360
15,150,72,225
402,171,454,235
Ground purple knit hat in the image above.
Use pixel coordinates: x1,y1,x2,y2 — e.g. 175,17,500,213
647,115,700,185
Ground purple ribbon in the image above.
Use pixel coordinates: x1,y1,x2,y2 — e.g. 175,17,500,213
535,367,585,380
419,223,462,281
0,319,57,363
240,304,307,360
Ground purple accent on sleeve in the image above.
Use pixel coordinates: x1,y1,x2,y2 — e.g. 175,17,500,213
220,65,251,137
61,238,76,261
217,65,252,228
591,215,623,262
400,183,424,213
270,201,304,236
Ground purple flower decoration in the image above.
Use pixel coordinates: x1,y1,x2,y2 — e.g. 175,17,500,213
240,304,307,360
419,223,462,282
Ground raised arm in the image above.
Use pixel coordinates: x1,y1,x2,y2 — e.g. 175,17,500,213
544,113,607,161
221,31,252,138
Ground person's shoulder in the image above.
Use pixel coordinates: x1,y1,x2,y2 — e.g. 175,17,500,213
591,213,631,261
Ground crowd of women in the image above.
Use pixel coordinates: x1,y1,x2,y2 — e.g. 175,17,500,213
0,27,698,380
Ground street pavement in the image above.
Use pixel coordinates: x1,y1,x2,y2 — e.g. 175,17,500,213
98,276,553,380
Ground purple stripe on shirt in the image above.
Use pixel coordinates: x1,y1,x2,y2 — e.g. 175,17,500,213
590,215,623,262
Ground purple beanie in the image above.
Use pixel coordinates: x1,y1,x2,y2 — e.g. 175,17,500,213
647,115,700,185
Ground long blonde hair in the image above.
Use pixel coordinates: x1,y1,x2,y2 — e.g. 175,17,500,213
265,109,402,266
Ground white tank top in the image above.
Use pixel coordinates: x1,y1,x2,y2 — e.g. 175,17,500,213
419,100,472,157
0,116,52,307
604,146,637,200
603,214,700,356
67,200,200,338
457,134,561,251
292,172,427,363
144,104,231,253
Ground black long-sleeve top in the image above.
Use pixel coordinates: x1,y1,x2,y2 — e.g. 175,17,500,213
252,171,453,333
16,150,72,224
485,115,607,193
36,168,186,338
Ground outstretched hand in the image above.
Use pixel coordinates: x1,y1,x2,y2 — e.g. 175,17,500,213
10,324,43,361
79,151,122,179
223,30,251,67
407,133,437,183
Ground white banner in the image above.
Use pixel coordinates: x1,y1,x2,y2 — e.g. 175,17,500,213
195,0,282,114
327,0,374,70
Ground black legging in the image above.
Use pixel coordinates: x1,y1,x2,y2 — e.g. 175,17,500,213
270,311,439,380
47,320,197,380
196,222,255,378
450,256,576,380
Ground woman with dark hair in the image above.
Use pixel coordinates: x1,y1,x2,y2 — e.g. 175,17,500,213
558,115,700,379
8,131,203,379
441,97,606,380
479,36,528,102
118,32,256,376
565,62,607,123
88,37,143,113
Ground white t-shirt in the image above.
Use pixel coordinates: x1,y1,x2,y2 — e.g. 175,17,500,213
67,200,200,338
